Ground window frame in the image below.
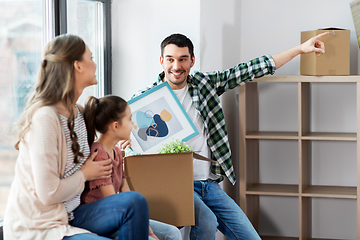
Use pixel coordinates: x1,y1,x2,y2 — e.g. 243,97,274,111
54,0,112,95
0,0,112,222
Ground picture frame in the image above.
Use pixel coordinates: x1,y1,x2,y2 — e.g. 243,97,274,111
127,82,199,154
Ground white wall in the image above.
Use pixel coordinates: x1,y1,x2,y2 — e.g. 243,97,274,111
199,0,241,218
112,0,359,239
239,0,359,75
111,0,201,100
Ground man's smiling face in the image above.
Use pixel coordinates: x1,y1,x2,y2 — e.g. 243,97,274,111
160,44,195,90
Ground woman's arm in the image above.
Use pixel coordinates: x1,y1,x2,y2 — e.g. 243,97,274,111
30,108,111,206
80,155,112,181
29,109,85,205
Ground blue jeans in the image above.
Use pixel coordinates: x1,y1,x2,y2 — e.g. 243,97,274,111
64,191,149,240
109,220,182,240
149,219,182,240
191,180,261,240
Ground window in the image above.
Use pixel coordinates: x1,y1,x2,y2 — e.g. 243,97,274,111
0,0,111,219
63,0,112,104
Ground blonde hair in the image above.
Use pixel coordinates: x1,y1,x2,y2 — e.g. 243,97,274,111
15,34,86,163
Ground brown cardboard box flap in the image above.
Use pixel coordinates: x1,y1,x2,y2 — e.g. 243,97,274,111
320,27,346,31
123,151,216,162
193,152,216,162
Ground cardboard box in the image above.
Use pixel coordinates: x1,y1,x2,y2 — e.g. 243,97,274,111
300,28,350,76
124,152,215,227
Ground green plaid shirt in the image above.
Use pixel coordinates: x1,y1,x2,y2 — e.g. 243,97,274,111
133,54,276,184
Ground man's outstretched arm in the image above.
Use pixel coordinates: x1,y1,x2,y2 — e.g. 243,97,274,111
272,32,329,69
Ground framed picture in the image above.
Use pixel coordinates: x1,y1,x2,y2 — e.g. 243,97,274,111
127,82,199,154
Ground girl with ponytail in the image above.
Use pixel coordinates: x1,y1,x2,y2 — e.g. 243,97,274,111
82,95,182,240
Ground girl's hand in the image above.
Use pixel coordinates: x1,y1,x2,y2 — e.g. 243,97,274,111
149,226,160,240
119,139,131,150
120,178,131,192
80,151,112,181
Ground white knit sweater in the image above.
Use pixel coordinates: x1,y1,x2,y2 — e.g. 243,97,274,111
4,106,91,240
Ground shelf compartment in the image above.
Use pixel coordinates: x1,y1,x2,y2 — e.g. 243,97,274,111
246,131,299,140
258,196,299,238
301,132,356,141
302,185,356,199
247,184,299,196
305,141,357,187
257,82,298,132
308,82,357,134
258,139,299,185
309,198,357,239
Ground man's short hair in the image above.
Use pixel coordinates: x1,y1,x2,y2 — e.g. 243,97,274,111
160,33,194,58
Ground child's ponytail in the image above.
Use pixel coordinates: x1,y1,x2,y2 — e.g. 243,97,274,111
84,95,128,147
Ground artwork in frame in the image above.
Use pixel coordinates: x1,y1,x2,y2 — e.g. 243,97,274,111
127,82,199,154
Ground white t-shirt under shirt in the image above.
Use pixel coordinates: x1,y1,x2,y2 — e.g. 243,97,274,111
173,84,219,181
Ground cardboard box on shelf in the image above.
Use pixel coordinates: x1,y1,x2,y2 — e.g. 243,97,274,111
300,28,350,76
124,152,215,227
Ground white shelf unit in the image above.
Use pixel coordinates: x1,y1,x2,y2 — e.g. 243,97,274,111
238,75,360,240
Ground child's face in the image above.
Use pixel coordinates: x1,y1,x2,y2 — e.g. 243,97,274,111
117,105,133,140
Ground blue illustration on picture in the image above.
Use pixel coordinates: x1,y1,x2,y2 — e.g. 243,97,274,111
132,97,183,152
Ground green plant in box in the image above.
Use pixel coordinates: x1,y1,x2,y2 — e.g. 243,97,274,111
158,139,193,153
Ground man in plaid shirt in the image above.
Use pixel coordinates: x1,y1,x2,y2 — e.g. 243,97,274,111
123,32,328,240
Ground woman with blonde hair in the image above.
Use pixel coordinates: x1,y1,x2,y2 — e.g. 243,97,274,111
3,34,149,240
